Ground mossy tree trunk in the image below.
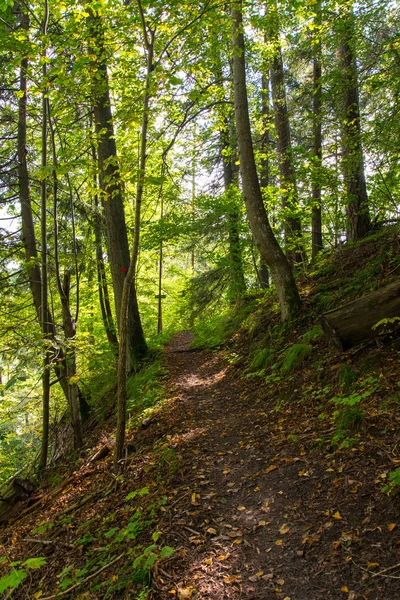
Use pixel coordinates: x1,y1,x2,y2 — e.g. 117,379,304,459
231,2,301,321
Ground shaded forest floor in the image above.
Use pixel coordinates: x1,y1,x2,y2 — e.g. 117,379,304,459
1,229,400,599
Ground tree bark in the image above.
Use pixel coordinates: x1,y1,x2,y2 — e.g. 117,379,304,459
322,280,400,351
338,1,370,242
259,67,270,287
220,121,246,302
231,3,301,321
91,143,119,350
267,2,303,263
88,11,147,368
114,8,154,467
39,0,50,471
17,12,89,427
312,5,323,259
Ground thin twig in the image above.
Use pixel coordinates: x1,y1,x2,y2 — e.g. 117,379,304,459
40,553,124,599
371,562,400,578
20,538,74,548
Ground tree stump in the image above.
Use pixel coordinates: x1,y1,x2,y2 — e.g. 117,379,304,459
321,280,400,351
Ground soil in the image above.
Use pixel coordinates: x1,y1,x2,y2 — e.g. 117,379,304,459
1,330,399,600
149,331,400,600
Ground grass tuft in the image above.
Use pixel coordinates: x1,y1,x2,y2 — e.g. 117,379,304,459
280,343,312,375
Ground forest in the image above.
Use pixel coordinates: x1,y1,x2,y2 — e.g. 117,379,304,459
0,0,399,598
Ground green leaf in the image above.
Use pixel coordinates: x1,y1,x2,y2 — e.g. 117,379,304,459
152,531,161,542
0,570,28,593
167,75,183,86
104,527,118,538
144,553,157,569
144,176,166,186
23,557,47,569
132,556,143,569
160,546,174,559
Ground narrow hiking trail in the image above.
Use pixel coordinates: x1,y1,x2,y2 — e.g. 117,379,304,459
1,331,399,599
151,332,399,600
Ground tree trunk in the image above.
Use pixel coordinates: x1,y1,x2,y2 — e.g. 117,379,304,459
88,11,147,368
231,3,301,321
322,280,400,351
114,14,154,468
91,144,119,350
267,2,303,263
338,2,370,242
220,122,246,302
312,5,323,259
259,67,270,286
47,101,83,450
17,14,88,427
39,0,50,471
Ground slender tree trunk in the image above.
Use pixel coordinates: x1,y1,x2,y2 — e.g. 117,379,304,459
91,144,119,350
338,2,370,241
39,0,50,471
17,12,89,426
88,11,147,367
231,3,301,321
220,123,246,302
267,2,303,263
259,66,271,287
312,6,323,259
47,102,83,450
114,14,154,468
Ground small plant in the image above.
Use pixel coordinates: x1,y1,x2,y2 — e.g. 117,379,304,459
383,467,400,495
131,531,174,583
280,343,312,375
0,557,46,595
249,346,274,372
338,364,356,389
31,520,54,535
302,325,323,343
334,405,364,431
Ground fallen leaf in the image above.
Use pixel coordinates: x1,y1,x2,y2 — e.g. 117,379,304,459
206,527,217,535
237,506,246,511
265,465,278,474
217,553,230,561
341,586,349,593
178,587,195,599
223,575,241,583
388,523,397,532
298,470,310,477
275,539,283,546
279,523,290,534
333,511,342,520
277,578,285,585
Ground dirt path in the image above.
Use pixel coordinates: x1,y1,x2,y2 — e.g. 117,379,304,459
151,332,399,600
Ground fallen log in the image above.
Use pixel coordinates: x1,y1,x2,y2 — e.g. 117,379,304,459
321,280,400,351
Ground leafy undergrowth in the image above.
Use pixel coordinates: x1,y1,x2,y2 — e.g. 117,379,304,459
1,229,400,599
